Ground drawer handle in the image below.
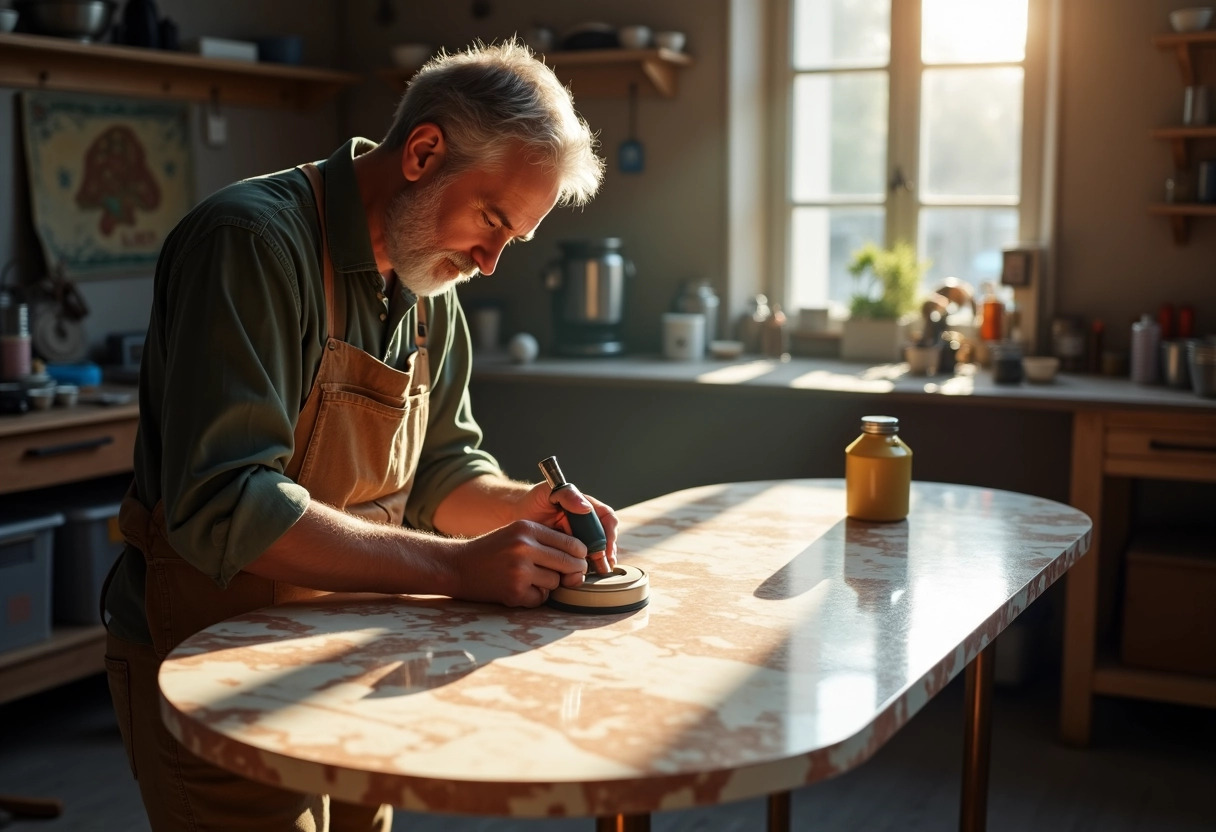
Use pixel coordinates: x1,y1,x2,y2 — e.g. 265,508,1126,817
1149,440,1216,454
24,436,114,458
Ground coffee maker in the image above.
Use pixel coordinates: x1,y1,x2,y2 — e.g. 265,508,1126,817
543,238,634,356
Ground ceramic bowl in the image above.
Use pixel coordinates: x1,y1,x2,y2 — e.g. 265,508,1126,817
27,387,54,410
1170,6,1214,32
17,0,115,41
54,384,79,407
654,30,686,52
617,25,652,49
709,339,744,359
1022,355,1060,383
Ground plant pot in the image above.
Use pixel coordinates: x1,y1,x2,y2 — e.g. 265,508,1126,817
840,317,909,363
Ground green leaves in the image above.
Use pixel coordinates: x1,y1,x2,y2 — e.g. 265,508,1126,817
846,241,928,320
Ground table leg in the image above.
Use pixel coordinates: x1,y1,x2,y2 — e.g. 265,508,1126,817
959,640,995,832
767,791,791,832
596,814,650,831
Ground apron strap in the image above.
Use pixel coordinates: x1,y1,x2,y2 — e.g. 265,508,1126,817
297,163,344,343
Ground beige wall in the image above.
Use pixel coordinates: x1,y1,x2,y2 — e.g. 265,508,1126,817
341,1,728,355
1056,0,1216,351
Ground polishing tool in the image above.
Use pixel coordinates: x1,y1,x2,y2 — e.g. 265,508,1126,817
548,564,650,615
538,455,611,575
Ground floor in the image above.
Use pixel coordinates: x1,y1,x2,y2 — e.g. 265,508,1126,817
0,671,1212,832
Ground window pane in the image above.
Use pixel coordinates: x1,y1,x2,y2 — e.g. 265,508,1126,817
918,207,1018,290
793,72,888,201
790,207,885,310
921,67,1022,199
922,0,1027,64
793,0,891,69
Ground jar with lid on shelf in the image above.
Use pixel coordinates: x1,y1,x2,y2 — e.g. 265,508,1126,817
845,415,912,522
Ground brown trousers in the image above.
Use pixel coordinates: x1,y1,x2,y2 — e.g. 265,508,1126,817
105,633,392,832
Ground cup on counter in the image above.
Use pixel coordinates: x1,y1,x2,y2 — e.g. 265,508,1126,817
662,312,705,360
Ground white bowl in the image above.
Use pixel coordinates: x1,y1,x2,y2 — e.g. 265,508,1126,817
1170,7,1214,32
709,339,744,359
654,30,686,52
391,43,433,70
0,8,18,32
27,387,54,410
1022,355,1060,383
617,25,651,50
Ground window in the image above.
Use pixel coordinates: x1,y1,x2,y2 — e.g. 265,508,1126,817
781,0,1047,316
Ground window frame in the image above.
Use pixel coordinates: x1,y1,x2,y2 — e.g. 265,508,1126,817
767,0,1059,346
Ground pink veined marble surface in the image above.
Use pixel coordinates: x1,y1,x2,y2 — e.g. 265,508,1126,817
158,479,1092,818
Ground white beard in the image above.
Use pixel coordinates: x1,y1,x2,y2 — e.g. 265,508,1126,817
383,175,480,298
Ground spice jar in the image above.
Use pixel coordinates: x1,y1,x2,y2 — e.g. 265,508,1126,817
845,415,912,522
0,292,31,382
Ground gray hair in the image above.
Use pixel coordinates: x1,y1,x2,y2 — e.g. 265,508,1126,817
382,39,604,208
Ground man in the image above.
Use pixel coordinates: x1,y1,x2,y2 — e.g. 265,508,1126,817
102,40,610,831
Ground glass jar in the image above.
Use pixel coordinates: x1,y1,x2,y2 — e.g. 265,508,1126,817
0,292,31,382
845,415,912,522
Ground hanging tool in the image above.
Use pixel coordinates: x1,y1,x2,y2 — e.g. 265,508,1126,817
618,82,645,173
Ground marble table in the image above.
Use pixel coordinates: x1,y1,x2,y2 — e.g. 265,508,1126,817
158,480,1092,831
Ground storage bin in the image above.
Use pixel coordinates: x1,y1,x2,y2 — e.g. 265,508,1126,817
1120,529,1216,677
0,512,64,653
50,477,129,625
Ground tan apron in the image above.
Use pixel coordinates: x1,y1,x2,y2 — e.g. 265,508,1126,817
118,162,431,660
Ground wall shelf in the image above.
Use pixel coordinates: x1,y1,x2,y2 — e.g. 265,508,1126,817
1152,30,1216,86
1150,125,1216,169
0,32,358,108
376,48,694,99
1147,202,1216,243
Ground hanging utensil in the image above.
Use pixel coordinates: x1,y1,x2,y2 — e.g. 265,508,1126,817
618,82,644,174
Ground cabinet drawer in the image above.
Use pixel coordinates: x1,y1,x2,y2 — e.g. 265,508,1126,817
0,418,137,494
1105,422,1216,481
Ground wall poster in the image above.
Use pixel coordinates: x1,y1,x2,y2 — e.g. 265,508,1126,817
21,91,194,279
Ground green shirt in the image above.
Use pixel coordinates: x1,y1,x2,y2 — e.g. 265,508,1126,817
103,138,503,644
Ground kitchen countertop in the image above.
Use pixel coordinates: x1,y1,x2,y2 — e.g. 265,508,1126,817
472,353,1216,413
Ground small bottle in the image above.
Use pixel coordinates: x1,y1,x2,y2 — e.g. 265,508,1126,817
760,303,789,358
979,282,1004,342
845,416,912,522
1086,319,1104,374
737,294,771,354
1130,314,1161,385
0,293,32,382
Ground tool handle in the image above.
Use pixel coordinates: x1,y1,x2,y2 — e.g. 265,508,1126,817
561,496,607,554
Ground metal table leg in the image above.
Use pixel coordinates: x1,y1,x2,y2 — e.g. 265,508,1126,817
960,640,996,832
597,814,650,831
767,791,791,832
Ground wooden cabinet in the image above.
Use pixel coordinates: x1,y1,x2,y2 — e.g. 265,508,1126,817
0,401,139,706
0,31,357,108
1060,408,1216,746
1150,32,1216,243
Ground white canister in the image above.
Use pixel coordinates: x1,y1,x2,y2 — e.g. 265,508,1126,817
662,313,705,360
1130,314,1161,385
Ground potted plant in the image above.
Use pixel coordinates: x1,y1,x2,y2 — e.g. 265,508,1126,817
840,241,928,362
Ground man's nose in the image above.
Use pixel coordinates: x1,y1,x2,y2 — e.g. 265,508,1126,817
473,239,508,276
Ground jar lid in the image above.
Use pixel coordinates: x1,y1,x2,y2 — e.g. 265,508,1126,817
860,415,899,434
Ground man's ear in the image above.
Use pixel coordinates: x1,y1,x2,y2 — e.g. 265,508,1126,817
401,123,446,183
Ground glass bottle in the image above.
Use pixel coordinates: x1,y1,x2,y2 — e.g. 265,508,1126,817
845,415,912,522
0,291,31,382
737,293,770,354
979,282,1004,342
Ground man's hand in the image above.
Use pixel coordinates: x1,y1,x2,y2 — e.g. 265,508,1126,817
451,520,590,606
511,479,619,572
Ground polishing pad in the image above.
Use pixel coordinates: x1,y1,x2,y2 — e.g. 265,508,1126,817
548,564,649,614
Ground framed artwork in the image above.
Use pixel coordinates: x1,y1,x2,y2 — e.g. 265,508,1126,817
21,91,194,279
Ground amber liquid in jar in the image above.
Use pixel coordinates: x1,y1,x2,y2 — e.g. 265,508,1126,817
845,415,912,521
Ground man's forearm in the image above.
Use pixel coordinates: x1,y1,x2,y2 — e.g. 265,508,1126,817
245,500,460,595
431,473,532,537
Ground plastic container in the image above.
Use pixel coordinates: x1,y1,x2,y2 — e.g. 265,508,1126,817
845,415,912,522
0,511,64,653
53,488,126,625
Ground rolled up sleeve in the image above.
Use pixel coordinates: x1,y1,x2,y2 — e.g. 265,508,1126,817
157,222,312,586
405,291,503,531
